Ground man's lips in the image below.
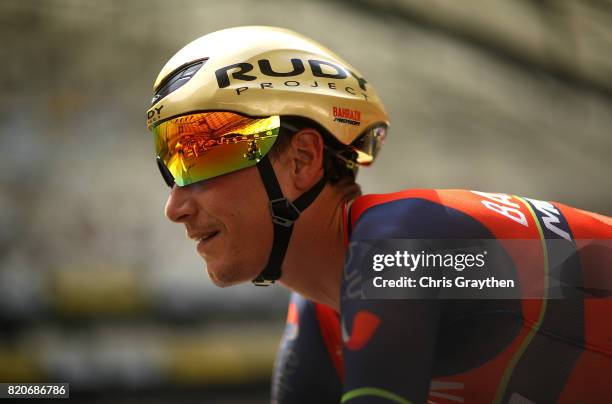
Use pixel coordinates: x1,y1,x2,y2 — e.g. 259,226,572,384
189,230,220,242
187,227,220,244
188,229,221,254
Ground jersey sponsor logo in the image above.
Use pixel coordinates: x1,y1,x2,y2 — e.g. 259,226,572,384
332,106,361,126
471,191,573,241
525,198,571,241
341,311,381,351
344,241,365,300
471,191,528,227
271,348,300,402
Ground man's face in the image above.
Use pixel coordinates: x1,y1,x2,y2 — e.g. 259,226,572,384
164,166,273,287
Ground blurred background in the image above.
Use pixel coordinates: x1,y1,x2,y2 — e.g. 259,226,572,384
1,0,611,402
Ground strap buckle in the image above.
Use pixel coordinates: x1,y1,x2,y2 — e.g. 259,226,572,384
252,276,276,286
269,197,301,227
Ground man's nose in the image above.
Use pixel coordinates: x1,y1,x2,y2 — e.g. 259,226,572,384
165,185,196,223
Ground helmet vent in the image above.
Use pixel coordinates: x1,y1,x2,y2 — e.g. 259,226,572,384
151,58,207,105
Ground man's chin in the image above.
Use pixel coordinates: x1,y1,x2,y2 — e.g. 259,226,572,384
206,263,250,288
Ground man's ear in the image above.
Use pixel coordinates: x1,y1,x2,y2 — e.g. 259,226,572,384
289,128,325,191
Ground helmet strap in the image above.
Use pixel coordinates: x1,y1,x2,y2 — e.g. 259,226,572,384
252,154,327,286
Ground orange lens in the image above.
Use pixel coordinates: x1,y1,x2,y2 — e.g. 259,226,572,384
151,112,280,186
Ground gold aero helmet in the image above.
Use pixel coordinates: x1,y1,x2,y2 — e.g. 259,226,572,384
147,26,389,285
147,26,389,187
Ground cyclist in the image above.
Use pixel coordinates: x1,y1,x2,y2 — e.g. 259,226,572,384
146,26,612,403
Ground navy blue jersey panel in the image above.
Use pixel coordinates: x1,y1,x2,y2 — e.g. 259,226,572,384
341,197,522,403
271,293,342,404
351,198,496,240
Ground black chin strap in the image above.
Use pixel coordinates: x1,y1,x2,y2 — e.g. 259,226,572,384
252,154,327,286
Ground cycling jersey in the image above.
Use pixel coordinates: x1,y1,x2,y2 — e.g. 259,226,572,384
271,189,612,404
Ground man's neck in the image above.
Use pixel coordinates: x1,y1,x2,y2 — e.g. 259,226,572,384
279,185,353,312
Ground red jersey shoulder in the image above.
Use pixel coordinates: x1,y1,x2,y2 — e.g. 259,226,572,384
349,189,611,241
